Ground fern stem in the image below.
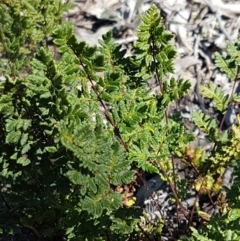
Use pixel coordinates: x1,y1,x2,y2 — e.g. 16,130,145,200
80,60,129,151
189,181,203,225
158,162,190,221
149,30,163,94
149,22,183,235
149,25,169,126
170,155,181,234
149,27,181,233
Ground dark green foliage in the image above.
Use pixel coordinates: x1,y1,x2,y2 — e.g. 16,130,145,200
0,0,73,77
133,5,176,80
1,1,240,240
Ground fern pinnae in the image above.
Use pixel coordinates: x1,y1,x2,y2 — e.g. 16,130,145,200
199,82,229,113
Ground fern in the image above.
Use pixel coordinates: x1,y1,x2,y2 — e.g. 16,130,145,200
215,52,237,81
2,1,240,240
0,3,195,239
199,81,229,113
192,111,218,142
214,30,240,81
180,29,240,241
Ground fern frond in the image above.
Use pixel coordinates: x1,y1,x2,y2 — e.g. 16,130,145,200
82,192,122,218
133,4,176,80
192,111,218,142
214,33,240,81
226,40,240,64
215,52,237,81
199,81,229,113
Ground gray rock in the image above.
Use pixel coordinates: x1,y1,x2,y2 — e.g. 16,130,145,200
225,107,236,128
135,175,164,207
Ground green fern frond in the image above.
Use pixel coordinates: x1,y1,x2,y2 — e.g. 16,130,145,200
226,41,240,64
214,52,237,81
133,4,176,80
192,111,218,142
199,81,229,113
214,32,240,80
159,77,191,107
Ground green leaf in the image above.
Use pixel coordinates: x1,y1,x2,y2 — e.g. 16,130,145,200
10,153,18,160
20,133,28,146
81,196,103,217
53,38,66,45
40,92,52,99
6,130,21,144
80,184,87,196
226,40,240,63
66,170,84,185
215,52,237,81
21,143,31,155
199,82,229,113
45,146,57,153
192,111,217,140
17,156,31,166
88,178,97,194
6,119,17,132
22,119,31,131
